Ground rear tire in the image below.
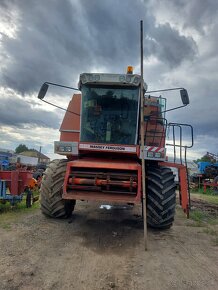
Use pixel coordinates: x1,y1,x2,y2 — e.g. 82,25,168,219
146,165,176,229
40,159,76,218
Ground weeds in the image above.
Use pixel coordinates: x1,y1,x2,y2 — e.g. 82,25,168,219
213,237,218,246
202,227,218,247
0,196,40,230
202,228,217,236
187,209,218,227
189,210,208,222
1,223,11,230
191,187,215,195
190,191,218,205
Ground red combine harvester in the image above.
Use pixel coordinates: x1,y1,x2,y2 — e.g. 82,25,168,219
38,65,193,230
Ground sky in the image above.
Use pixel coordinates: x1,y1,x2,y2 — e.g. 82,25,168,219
0,0,218,161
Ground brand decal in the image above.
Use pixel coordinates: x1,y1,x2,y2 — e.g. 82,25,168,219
79,143,136,153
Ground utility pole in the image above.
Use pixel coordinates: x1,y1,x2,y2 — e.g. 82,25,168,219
38,146,42,164
140,20,148,250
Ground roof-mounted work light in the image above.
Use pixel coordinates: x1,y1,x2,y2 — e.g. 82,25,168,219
127,66,133,74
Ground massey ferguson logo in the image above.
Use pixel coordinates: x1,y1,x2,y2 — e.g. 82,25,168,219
90,145,125,151
79,143,136,153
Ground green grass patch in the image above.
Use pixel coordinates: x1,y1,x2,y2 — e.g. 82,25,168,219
0,191,40,230
1,223,12,230
191,186,217,195
0,198,39,214
188,209,218,226
190,192,218,205
191,187,215,195
202,226,218,246
213,237,218,246
189,209,208,222
200,195,218,205
202,227,217,236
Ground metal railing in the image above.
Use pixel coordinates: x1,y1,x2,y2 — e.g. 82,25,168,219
166,123,194,207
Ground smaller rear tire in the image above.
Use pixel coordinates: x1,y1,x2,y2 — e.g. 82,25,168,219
26,190,33,208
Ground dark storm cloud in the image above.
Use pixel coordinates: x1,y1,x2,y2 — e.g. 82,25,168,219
0,0,197,95
0,94,60,129
2,0,217,158
154,0,218,34
173,0,218,33
151,23,197,67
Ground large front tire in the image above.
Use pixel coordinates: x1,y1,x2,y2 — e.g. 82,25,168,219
40,159,75,218
146,165,176,229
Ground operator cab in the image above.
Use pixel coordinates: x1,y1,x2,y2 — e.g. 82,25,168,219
79,72,144,145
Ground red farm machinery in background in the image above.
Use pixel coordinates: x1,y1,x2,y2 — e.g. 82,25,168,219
0,169,37,207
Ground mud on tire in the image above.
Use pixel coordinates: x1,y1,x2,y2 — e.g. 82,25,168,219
147,165,176,229
40,159,75,218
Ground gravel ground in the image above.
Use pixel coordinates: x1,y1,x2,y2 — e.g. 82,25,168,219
0,201,218,290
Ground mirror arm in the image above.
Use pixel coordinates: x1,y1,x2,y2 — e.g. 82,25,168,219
147,104,187,118
146,87,184,94
38,82,80,116
161,104,187,114
44,82,80,91
41,99,80,116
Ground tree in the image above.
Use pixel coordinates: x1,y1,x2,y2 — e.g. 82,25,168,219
194,154,216,164
15,144,29,154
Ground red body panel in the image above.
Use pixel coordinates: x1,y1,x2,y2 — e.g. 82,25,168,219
60,94,81,142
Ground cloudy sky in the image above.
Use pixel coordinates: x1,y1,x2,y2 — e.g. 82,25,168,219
0,0,217,160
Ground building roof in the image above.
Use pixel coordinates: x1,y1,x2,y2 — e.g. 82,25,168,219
0,148,14,154
19,150,50,160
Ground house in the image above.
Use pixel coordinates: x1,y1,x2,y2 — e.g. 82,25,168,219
18,150,50,164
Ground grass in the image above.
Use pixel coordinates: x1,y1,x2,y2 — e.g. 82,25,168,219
187,208,218,227
213,237,218,246
187,210,206,227
202,227,218,247
186,208,218,246
0,190,40,230
189,209,208,222
190,188,218,205
202,227,217,236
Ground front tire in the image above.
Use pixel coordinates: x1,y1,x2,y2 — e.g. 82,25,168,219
40,159,76,218
146,165,176,229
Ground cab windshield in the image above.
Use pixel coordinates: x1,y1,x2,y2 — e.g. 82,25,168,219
80,85,140,145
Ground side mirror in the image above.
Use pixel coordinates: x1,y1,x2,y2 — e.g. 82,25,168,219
180,89,189,105
38,83,49,100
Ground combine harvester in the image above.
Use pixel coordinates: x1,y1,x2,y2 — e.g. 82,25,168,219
38,21,193,247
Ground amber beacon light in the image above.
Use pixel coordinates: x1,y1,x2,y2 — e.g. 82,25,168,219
127,66,133,74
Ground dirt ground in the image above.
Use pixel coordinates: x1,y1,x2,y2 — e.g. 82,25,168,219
0,200,218,290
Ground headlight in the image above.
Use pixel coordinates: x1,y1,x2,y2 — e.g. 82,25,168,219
126,75,131,83
133,77,139,85
59,146,65,152
119,75,125,82
88,75,94,81
65,146,72,152
94,74,100,81
147,151,154,158
154,152,161,158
